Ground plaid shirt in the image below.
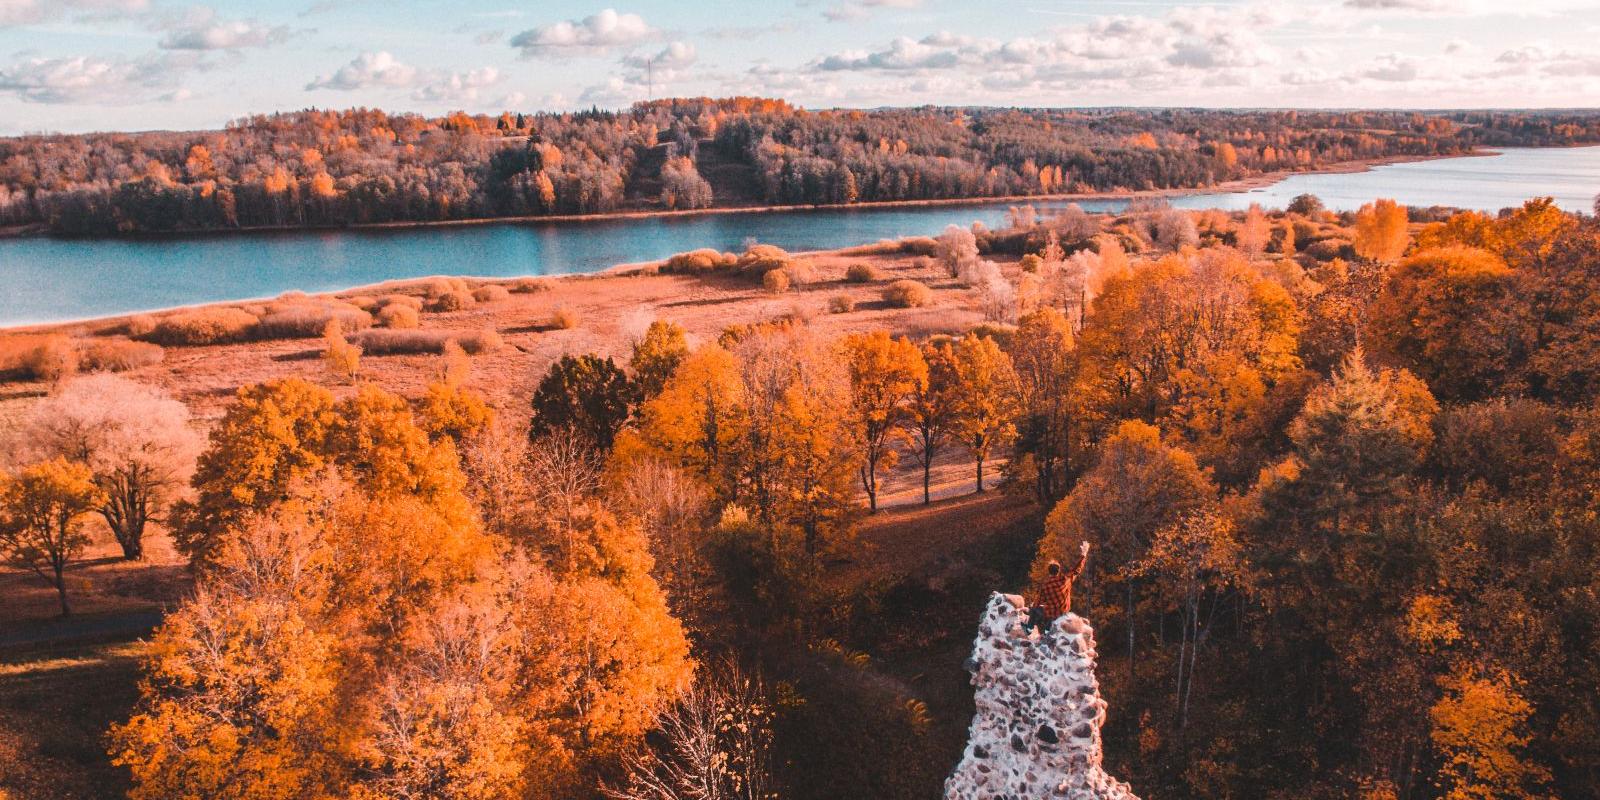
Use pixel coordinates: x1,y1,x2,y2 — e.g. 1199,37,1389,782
1033,550,1088,620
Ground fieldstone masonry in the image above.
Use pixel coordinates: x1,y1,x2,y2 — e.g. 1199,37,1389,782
944,592,1140,800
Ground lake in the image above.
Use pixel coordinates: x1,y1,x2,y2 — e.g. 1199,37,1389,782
3,146,1598,327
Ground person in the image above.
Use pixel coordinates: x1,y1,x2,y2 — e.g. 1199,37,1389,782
1026,541,1090,632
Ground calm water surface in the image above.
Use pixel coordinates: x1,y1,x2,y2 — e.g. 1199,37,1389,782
3,146,1597,326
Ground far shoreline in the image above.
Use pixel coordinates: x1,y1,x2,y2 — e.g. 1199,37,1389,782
0,150,1482,243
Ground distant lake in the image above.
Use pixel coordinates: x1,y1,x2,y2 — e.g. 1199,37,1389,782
3,146,1598,327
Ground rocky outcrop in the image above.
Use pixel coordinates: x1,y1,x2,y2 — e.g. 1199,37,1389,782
944,593,1139,800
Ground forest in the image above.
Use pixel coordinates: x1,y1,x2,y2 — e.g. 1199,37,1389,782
4,97,1600,235
5,191,1600,800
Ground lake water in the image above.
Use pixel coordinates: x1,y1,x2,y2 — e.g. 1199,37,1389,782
3,146,1598,327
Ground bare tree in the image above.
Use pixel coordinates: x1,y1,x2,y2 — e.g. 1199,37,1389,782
526,424,603,534
14,374,200,560
608,661,778,800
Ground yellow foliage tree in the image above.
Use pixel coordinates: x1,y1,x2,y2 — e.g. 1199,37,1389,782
1354,198,1411,263
0,458,105,616
1430,668,1552,800
843,331,927,511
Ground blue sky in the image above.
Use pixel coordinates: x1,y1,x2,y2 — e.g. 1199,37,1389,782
2,0,1599,134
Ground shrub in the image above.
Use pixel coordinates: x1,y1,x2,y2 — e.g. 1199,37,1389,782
1019,254,1043,273
123,314,157,338
845,263,880,283
255,302,373,339
737,244,792,275
763,269,791,293
377,303,420,329
552,306,580,329
883,280,933,308
429,289,476,312
784,261,818,286
664,248,737,273
22,335,79,382
322,320,361,380
899,236,939,256
829,294,857,314
472,284,511,303
346,295,379,311
426,276,469,297
510,277,552,293
78,338,164,372
143,307,259,345
375,293,424,310
352,328,503,355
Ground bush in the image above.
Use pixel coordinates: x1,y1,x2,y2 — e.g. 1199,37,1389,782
78,338,164,372
123,314,157,338
899,236,939,256
23,335,79,381
429,289,476,312
763,269,792,293
785,262,818,286
346,295,378,311
143,307,259,345
1306,238,1354,261
552,306,580,329
377,304,420,329
845,263,881,283
255,302,373,339
376,294,424,311
829,294,857,314
1019,254,1043,273
473,284,511,303
510,277,551,293
738,244,792,276
883,280,933,308
352,328,503,355
664,248,737,273
426,276,469,297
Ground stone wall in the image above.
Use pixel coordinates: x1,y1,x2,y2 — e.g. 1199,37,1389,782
944,592,1139,800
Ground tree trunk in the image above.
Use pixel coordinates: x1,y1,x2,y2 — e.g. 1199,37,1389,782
923,459,932,505
52,559,70,617
975,453,985,493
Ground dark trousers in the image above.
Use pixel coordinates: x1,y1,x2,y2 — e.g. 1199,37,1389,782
1024,606,1052,632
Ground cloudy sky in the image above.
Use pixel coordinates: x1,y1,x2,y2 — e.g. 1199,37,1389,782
2,0,1599,134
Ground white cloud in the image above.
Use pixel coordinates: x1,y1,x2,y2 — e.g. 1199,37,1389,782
0,0,147,27
412,66,501,104
305,51,418,91
824,0,922,23
1363,53,1421,81
0,52,193,103
623,41,697,71
510,9,655,57
159,10,294,51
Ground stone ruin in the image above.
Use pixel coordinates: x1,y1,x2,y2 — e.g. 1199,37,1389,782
944,592,1140,800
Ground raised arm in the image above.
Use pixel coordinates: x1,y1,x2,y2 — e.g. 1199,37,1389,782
1066,542,1090,580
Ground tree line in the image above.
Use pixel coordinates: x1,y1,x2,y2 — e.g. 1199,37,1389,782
4,100,1600,234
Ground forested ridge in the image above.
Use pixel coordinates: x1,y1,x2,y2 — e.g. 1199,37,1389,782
3,97,1599,235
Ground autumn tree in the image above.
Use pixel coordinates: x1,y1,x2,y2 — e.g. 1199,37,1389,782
1366,246,1517,401
1,458,105,615
630,343,746,493
1035,421,1214,666
1430,668,1552,800
631,320,691,401
1007,308,1081,502
609,662,777,800
419,341,495,444
908,340,962,505
843,331,927,511
951,333,1019,493
1237,203,1270,257
530,354,638,452
1353,198,1410,263
16,374,201,560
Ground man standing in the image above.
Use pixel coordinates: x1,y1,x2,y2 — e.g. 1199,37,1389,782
1028,541,1090,632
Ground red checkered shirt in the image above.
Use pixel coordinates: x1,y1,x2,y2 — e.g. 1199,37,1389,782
1035,573,1071,620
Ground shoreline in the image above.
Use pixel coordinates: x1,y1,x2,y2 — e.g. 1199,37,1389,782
0,148,1521,333
0,150,1480,243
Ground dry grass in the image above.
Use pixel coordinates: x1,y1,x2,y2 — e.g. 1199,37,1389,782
829,294,857,314
510,277,551,293
845,263,881,283
884,279,934,308
352,328,504,355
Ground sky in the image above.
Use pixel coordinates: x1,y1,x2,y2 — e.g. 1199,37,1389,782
2,0,1599,135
